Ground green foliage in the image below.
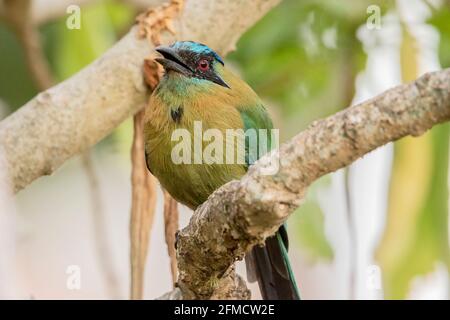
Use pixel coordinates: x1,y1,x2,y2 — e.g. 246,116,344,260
44,0,133,80
288,177,333,262
428,4,450,68
40,0,134,149
230,0,391,262
376,24,450,299
0,0,134,114
377,124,450,298
0,24,38,110
228,0,390,136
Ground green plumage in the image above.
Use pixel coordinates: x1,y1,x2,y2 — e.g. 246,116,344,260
144,42,299,299
239,106,273,166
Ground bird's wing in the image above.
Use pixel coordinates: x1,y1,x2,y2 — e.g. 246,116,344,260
144,148,154,175
237,103,274,167
239,104,300,299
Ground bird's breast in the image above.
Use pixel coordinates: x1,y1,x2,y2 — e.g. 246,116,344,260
143,93,246,209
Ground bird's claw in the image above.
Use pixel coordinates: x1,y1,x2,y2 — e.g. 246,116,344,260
174,230,180,250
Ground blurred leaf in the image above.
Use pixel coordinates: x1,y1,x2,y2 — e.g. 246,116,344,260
376,25,450,299
377,125,450,298
228,0,392,138
230,0,395,262
229,0,396,261
104,1,135,32
399,26,419,83
0,23,38,111
46,1,132,80
428,4,450,68
39,0,134,149
289,177,334,262
0,0,134,115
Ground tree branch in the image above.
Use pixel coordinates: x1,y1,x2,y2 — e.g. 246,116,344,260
2,0,122,299
165,69,450,299
0,0,282,193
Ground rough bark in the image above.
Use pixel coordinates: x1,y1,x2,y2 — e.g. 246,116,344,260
0,0,282,193
165,69,450,299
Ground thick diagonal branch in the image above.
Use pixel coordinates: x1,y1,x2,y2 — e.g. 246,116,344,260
171,69,450,299
0,0,281,192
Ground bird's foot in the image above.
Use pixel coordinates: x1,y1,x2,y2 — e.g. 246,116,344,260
174,230,180,250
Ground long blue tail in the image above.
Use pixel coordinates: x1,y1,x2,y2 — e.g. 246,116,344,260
245,225,300,300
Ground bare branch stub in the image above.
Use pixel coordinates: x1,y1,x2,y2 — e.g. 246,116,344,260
163,190,179,286
136,0,184,45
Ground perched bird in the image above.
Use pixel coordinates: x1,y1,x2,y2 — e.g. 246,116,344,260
144,41,299,300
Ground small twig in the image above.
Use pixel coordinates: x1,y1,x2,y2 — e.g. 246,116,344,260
341,35,360,300
81,153,121,299
344,170,357,300
136,0,183,45
163,190,179,286
82,151,122,300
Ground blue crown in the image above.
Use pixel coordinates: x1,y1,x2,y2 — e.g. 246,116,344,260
171,41,224,65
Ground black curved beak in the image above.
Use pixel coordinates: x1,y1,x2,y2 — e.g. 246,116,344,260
155,45,230,89
155,45,193,76
210,74,230,89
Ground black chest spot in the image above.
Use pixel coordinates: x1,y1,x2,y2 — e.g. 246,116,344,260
171,106,184,123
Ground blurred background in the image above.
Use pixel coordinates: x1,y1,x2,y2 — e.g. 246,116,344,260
0,0,449,299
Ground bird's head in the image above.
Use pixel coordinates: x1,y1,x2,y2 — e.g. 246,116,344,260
155,41,230,89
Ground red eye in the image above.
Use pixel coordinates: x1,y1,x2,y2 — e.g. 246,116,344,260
198,59,209,71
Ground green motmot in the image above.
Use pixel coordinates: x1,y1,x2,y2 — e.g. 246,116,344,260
144,41,299,300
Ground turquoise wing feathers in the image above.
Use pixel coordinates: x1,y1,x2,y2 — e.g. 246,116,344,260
239,103,301,299
238,104,274,167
